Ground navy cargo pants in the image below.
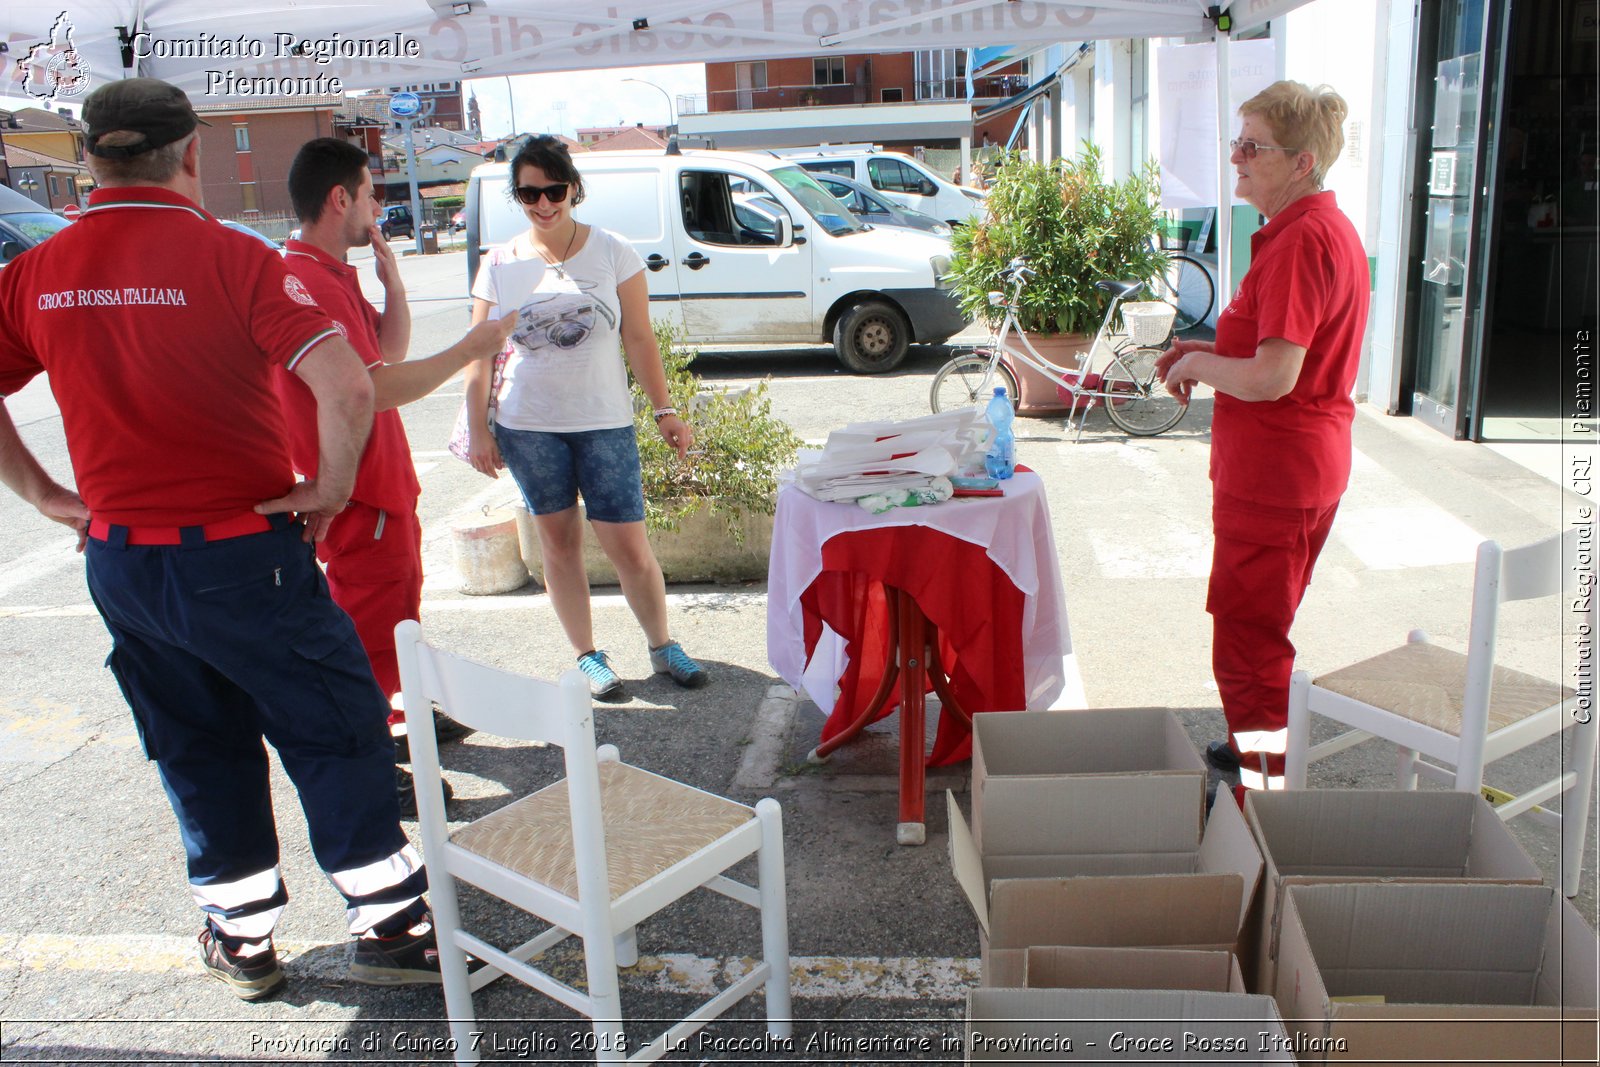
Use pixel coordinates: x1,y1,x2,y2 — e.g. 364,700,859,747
85,514,427,944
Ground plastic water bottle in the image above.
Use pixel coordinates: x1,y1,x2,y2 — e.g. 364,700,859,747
984,387,1015,480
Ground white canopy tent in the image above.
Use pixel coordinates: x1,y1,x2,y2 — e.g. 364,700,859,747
4,0,1313,291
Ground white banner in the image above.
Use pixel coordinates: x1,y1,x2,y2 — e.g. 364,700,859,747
1156,39,1277,210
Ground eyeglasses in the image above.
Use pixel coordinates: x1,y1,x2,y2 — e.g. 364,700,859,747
1230,137,1299,160
513,183,569,205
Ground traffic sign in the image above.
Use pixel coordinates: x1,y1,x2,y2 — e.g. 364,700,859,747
61,203,82,220
389,91,422,118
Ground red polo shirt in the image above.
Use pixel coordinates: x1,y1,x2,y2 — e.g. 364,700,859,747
276,241,419,515
0,187,339,526
1210,191,1370,509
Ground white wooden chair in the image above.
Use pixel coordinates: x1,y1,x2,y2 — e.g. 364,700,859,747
395,621,792,1064
1286,526,1597,897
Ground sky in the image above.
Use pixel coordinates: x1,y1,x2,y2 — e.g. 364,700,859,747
463,63,707,139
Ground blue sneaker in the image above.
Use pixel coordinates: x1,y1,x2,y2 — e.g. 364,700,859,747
576,650,626,702
649,641,709,689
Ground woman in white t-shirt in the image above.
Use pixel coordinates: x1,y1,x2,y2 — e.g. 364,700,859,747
464,135,708,700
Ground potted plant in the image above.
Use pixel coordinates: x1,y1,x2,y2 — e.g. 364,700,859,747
946,144,1165,413
515,322,804,585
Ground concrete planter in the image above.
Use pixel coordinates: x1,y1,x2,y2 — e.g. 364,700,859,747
514,498,774,586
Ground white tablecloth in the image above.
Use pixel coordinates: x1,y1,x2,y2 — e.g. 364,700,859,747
766,471,1083,715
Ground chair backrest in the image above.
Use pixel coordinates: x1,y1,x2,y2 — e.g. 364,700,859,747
395,619,592,748
1464,526,1594,718
1498,526,1585,603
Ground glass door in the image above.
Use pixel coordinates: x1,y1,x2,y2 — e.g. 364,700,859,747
1405,0,1494,437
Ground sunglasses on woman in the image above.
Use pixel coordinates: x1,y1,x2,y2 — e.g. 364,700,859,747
513,183,569,205
1230,137,1299,160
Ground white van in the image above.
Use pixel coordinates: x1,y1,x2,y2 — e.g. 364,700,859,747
465,148,967,373
772,145,986,226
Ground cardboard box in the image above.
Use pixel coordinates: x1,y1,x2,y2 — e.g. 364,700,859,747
1275,882,1599,1064
1243,790,1544,994
967,988,1293,1063
949,788,1263,985
971,709,1208,862
1024,946,1246,994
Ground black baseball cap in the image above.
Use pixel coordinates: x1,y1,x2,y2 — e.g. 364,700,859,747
84,78,210,159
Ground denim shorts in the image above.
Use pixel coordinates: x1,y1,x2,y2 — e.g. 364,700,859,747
494,423,646,524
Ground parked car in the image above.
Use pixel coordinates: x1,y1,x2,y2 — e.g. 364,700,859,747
220,219,282,251
772,145,986,226
451,209,466,232
0,184,71,268
378,204,414,240
811,174,952,237
464,147,967,373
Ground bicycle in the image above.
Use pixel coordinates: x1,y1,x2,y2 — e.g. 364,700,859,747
1147,237,1216,333
928,258,1189,438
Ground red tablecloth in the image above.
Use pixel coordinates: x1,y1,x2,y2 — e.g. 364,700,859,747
800,525,1026,765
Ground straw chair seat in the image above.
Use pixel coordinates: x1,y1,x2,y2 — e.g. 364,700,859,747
452,762,754,900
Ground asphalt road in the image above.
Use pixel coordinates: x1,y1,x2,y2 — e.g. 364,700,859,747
2,246,1592,1063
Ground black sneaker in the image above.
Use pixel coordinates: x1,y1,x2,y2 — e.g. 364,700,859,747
396,765,453,819
349,916,448,985
1204,740,1242,773
198,926,286,1001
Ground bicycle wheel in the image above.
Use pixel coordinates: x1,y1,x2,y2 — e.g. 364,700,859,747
1149,253,1216,332
930,353,1019,414
1102,347,1188,436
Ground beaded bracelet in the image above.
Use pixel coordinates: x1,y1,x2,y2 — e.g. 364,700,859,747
652,406,678,422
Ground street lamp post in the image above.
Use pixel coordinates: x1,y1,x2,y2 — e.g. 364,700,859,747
503,75,519,136
622,77,675,137
17,173,40,205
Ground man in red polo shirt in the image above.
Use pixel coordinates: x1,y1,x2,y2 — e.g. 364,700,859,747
278,139,511,805
0,79,472,1000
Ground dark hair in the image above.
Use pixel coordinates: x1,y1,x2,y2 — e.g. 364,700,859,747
289,137,371,223
507,134,585,206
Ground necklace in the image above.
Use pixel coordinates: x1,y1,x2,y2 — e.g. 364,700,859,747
533,221,578,280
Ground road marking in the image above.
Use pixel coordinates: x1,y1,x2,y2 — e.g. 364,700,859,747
0,934,977,999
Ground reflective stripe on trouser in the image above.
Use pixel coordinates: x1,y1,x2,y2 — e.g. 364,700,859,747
1207,491,1340,790
330,844,427,934
87,522,424,937
191,867,288,943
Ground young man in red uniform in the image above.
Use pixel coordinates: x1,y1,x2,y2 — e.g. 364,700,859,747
278,139,511,807
0,79,464,1000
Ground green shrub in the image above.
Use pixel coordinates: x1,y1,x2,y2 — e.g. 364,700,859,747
628,322,802,544
948,144,1165,336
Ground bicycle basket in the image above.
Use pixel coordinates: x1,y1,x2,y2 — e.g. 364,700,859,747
1121,301,1177,346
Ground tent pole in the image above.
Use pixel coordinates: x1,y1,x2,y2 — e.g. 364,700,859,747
1215,26,1232,314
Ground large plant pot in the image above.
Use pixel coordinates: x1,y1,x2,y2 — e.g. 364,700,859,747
514,499,774,586
1010,331,1094,415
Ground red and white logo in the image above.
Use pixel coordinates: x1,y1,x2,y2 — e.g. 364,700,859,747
283,274,318,307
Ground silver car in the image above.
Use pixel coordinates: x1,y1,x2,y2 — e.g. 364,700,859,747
812,174,952,237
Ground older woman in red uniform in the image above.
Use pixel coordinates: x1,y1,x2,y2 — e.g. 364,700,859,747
1157,82,1370,795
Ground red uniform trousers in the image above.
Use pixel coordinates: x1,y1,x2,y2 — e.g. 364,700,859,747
1207,489,1340,790
318,501,423,725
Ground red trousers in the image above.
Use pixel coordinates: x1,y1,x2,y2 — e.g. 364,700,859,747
319,502,423,724
1207,490,1339,789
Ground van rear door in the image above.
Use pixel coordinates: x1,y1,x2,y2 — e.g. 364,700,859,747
670,165,813,343
573,162,685,334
